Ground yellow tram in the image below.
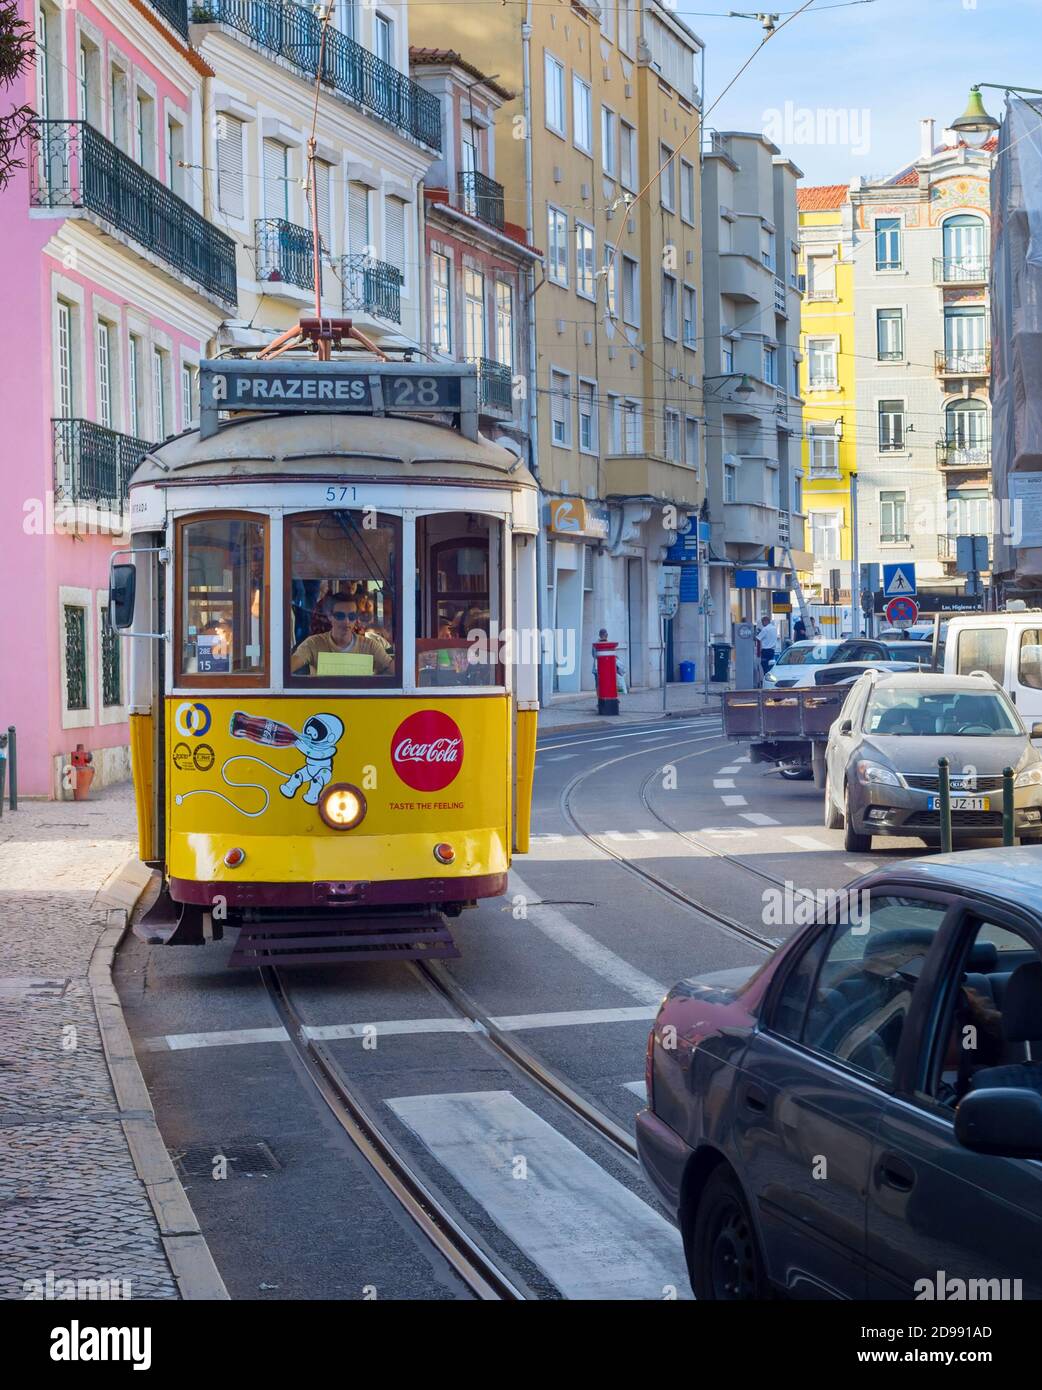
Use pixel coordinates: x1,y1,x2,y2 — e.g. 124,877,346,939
110,354,540,965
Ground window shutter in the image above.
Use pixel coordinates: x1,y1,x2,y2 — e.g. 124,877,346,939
348,182,370,254
262,138,287,221
313,159,331,253
216,115,243,219
384,196,406,272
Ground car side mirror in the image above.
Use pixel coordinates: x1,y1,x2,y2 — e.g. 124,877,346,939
1031,722,1042,739
839,718,853,735
109,563,136,630
955,1087,1042,1159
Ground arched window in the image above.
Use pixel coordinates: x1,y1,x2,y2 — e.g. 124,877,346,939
944,398,989,461
942,214,986,279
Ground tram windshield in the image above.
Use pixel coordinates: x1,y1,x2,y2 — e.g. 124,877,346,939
286,510,400,685
178,515,266,678
415,513,501,687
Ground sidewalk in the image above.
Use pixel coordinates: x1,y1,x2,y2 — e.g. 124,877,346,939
0,785,182,1301
537,679,729,732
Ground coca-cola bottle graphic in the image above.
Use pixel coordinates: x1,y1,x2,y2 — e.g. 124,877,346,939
229,711,299,747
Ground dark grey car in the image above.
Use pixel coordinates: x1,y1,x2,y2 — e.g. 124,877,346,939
636,849,1042,1299
824,670,1042,851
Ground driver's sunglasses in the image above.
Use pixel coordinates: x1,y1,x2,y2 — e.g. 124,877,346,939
331,609,356,621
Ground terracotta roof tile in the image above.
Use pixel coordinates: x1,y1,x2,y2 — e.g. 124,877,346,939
796,184,848,211
409,47,515,101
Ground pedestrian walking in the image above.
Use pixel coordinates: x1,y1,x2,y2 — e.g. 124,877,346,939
756,613,779,676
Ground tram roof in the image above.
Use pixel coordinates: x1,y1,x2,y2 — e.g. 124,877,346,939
131,412,538,491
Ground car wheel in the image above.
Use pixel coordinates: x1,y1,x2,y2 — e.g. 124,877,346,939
824,772,843,830
780,765,812,781
691,1166,770,1301
843,783,872,853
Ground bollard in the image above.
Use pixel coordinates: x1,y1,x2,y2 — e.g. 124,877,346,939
1002,765,1016,847
0,740,5,820
938,756,952,855
7,725,16,810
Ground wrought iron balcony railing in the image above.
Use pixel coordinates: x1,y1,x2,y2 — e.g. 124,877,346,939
193,0,441,150
148,0,189,37
30,121,237,306
256,217,316,291
53,418,154,512
457,170,505,230
936,346,990,375
937,436,991,469
934,255,990,284
473,357,512,413
342,254,401,323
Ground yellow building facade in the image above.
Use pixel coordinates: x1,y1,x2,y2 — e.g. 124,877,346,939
797,185,857,624
409,0,706,694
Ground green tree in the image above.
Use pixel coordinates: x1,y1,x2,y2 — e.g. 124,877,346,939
0,0,35,191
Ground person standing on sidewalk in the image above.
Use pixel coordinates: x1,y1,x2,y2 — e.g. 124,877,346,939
756,613,779,676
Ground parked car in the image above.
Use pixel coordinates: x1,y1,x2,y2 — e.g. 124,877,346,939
832,638,939,669
763,640,843,688
786,659,919,688
823,670,1042,851
637,848,1042,1299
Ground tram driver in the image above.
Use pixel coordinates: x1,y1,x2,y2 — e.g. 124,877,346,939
290,591,393,677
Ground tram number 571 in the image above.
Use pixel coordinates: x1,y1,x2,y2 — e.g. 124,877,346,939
324,486,357,503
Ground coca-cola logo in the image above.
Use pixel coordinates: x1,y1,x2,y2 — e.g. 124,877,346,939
390,711,464,791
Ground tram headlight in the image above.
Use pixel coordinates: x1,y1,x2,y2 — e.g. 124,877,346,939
319,783,367,830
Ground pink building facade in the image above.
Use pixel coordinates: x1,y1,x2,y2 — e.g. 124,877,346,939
1,0,235,796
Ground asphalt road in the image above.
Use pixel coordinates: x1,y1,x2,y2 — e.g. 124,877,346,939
116,713,946,1301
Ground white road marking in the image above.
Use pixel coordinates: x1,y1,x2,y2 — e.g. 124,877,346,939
496,1005,657,1031
386,1091,692,1300
162,1026,290,1051
735,755,751,763
697,826,756,837
740,812,780,826
713,778,735,789
535,722,722,754
305,1018,480,1042
844,860,876,873
543,753,578,762
623,1080,647,1098
721,794,747,806
784,834,835,851
510,870,666,1005
718,766,741,775
529,833,566,843
603,829,659,842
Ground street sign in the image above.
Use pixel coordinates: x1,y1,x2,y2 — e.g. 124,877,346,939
956,534,989,575
883,562,917,598
886,596,920,627
658,567,681,619
860,562,881,595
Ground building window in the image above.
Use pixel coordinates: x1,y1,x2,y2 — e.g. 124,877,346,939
431,252,451,355
790,350,800,398
942,213,987,277
601,0,616,43
336,0,356,39
348,181,370,254
946,487,991,540
384,196,406,284
723,460,737,503
618,0,634,54
572,74,592,154
56,300,74,419
880,490,908,543
763,344,777,385
620,120,636,191
664,409,681,462
622,398,641,454
621,255,639,327
550,369,571,446
807,337,837,388
313,158,332,253
96,321,114,429
78,39,100,125
603,250,618,316
101,615,121,708
876,308,903,361
578,379,596,453
945,398,989,461
684,416,700,474
806,255,836,300
110,66,129,150
495,281,514,371
722,342,734,373
135,91,155,172
128,334,142,437
878,399,904,452
944,305,988,369
262,137,289,221
463,267,485,361
875,217,901,271
761,228,776,272
601,106,616,177
607,393,622,452
216,114,244,219
152,347,169,440
181,363,198,429
544,53,566,135
575,222,595,300
547,206,568,285
659,144,675,212
680,160,695,224
662,272,678,340
811,511,841,563
375,12,393,64
808,427,839,477
682,284,697,349
64,604,88,711
166,117,185,196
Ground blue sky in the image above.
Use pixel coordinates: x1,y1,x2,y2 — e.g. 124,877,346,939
678,0,1042,184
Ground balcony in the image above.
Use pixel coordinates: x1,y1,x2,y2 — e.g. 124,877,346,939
603,455,701,507
457,171,505,231
935,346,991,377
934,255,989,286
342,254,401,323
718,253,769,303
30,121,237,307
937,437,991,471
256,217,316,292
472,357,512,416
193,0,441,150
723,500,779,546
147,0,189,37
53,418,153,513
938,534,957,564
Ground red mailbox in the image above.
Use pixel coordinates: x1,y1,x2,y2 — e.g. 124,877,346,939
593,640,620,716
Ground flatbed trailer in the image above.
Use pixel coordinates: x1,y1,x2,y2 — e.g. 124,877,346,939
721,686,849,785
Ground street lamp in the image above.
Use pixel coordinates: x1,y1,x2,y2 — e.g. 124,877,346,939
703,372,755,398
950,87,1002,146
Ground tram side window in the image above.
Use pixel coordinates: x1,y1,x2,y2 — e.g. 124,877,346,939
178,515,266,679
286,510,400,684
416,514,502,687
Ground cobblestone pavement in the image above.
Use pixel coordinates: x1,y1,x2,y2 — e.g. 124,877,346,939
0,785,178,1300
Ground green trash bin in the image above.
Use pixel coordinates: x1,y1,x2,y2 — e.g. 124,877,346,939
712,642,731,683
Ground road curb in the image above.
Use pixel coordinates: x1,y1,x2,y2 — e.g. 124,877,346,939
537,706,722,737
90,858,230,1301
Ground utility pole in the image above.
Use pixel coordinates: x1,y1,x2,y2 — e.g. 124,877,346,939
849,469,861,638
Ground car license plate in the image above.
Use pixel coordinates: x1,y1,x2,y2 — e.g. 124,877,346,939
927,795,989,811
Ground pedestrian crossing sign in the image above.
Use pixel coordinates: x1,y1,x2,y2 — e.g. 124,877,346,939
882,562,917,598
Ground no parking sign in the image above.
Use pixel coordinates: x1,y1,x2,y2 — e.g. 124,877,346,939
885,596,919,628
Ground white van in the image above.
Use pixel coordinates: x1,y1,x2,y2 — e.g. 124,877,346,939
943,610,1042,723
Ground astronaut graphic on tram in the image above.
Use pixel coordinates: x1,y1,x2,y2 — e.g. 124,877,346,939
110,351,539,967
